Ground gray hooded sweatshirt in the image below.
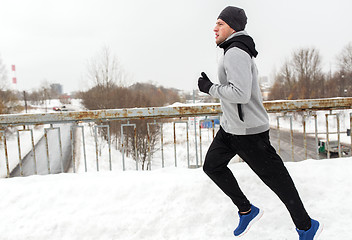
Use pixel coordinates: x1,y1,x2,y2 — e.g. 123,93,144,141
209,31,269,135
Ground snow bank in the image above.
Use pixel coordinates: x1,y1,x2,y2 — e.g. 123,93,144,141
0,158,351,239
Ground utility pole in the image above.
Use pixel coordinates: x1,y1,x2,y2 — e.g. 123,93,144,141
193,90,199,167
23,91,28,113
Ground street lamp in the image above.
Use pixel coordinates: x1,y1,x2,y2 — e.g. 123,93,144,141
341,74,345,97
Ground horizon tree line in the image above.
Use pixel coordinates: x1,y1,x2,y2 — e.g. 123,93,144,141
268,42,352,100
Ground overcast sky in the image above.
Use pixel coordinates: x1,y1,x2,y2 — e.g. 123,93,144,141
1,0,352,94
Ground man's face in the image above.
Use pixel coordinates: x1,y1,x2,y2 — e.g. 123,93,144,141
214,19,235,45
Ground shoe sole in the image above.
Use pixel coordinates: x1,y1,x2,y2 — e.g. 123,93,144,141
314,222,323,240
236,209,264,237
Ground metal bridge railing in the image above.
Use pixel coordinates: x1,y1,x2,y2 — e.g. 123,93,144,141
0,97,351,178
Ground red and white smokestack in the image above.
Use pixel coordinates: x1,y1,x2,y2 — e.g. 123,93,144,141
11,64,17,84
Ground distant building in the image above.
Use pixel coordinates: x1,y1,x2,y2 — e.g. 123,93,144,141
259,76,272,100
50,83,63,95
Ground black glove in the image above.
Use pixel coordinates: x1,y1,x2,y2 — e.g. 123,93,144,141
198,72,213,94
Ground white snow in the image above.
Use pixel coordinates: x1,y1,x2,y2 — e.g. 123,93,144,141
0,158,351,239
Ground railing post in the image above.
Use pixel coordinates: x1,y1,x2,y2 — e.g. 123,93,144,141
81,125,87,171
199,119,215,167
70,124,76,173
17,128,24,176
173,122,177,167
121,123,137,171
325,113,341,159
0,130,10,177
289,116,294,162
302,113,319,160
199,121,202,167
192,90,199,167
44,127,50,174
337,114,341,158
277,116,281,156
95,124,112,171
147,121,164,170
57,127,64,172
173,121,189,168
160,124,164,168
303,115,307,160
194,117,199,168
17,127,37,175
350,113,352,157
147,123,151,170
71,124,87,173
44,125,64,174
277,115,294,161
313,114,319,160
94,125,99,171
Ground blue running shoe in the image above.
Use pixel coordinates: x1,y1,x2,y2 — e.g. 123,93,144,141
296,219,323,240
234,205,263,237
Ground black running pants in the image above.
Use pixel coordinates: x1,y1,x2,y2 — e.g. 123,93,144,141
203,127,311,230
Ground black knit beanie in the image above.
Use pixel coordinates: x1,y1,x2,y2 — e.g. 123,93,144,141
218,6,247,32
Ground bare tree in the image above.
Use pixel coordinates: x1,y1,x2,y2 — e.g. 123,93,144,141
337,42,352,73
87,46,129,88
274,60,296,99
0,55,22,114
0,90,20,114
269,47,324,100
27,89,42,105
0,55,8,89
292,48,322,99
335,42,352,96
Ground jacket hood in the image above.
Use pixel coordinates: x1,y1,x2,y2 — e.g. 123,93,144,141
218,31,258,58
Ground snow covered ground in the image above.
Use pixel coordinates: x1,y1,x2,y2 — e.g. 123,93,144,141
0,157,351,239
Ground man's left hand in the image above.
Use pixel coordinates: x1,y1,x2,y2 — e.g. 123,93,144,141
198,72,213,94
